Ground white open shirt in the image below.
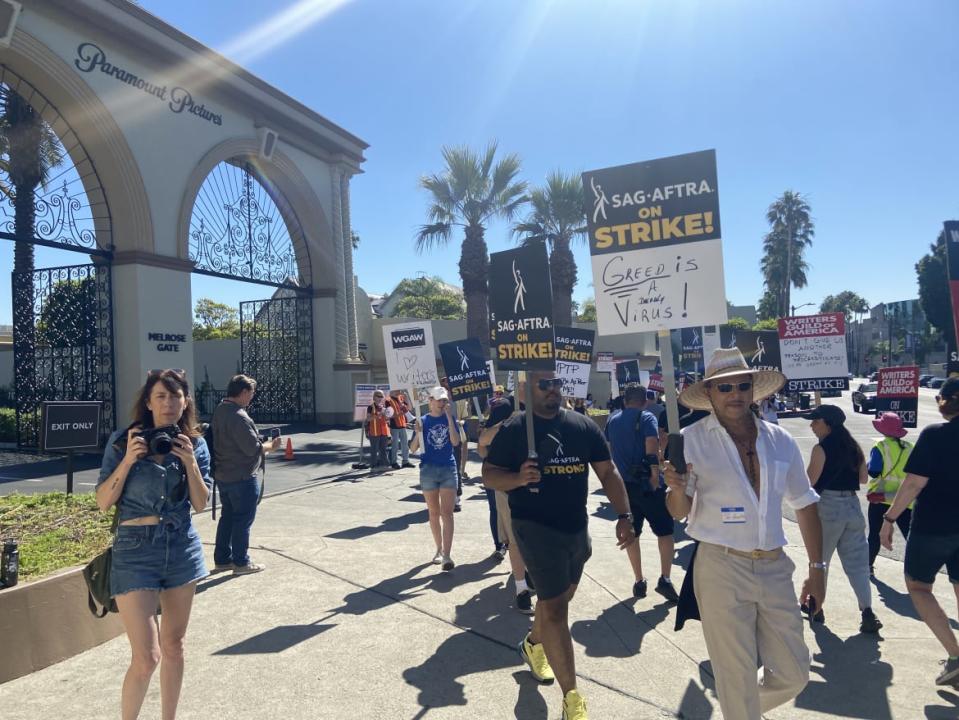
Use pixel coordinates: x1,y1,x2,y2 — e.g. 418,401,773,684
683,413,819,552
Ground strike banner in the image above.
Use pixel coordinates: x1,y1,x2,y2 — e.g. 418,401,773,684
778,313,850,392
382,321,438,391
876,366,919,428
438,338,493,402
583,149,727,335
489,242,555,370
554,326,595,399
596,351,615,373
353,384,391,422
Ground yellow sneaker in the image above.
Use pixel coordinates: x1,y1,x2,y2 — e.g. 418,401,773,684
562,689,588,720
518,633,554,684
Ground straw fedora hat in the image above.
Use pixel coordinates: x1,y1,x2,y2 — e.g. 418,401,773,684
679,347,786,411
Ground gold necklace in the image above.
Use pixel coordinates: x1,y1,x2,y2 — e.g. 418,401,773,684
721,420,760,496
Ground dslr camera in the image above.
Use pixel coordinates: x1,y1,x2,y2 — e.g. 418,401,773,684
114,424,182,455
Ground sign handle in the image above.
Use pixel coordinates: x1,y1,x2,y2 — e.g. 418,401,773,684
66,449,74,495
522,372,537,461
659,328,682,439
472,396,483,419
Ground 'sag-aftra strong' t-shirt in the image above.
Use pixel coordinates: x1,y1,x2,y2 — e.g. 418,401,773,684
486,409,610,534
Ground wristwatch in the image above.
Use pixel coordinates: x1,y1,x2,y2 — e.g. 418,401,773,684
809,561,827,570
617,512,634,522
882,513,898,524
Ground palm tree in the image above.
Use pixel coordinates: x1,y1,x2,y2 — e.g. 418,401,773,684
1,87,64,271
1,87,65,444
761,190,815,317
416,142,526,349
512,171,587,326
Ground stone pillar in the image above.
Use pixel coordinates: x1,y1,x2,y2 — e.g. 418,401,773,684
110,252,196,430
340,169,359,360
329,165,350,361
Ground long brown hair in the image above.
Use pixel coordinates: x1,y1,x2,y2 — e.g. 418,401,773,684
130,369,201,438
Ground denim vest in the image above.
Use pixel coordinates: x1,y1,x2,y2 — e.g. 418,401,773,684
98,429,211,532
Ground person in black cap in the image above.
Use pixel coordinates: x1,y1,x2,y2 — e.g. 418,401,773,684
881,376,959,687
805,404,882,633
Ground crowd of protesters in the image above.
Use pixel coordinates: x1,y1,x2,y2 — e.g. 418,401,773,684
95,363,959,719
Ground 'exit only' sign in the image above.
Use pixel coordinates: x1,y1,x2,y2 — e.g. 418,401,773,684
42,402,103,451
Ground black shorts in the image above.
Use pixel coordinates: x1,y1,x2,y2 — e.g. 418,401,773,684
511,518,591,601
904,531,959,584
625,484,675,538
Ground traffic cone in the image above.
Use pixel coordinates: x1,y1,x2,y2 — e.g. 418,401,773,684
284,437,294,461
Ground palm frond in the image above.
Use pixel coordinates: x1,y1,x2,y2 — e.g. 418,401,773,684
414,222,452,253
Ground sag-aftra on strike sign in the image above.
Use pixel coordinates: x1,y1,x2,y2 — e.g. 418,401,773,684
582,150,728,335
489,242,555,370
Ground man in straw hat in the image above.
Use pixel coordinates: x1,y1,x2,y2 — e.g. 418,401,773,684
663,347,825,719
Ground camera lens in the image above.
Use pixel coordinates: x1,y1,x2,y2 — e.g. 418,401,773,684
151,433,173,455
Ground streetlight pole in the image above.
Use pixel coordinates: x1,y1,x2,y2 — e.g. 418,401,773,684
790,302,815,316
784,219,792,318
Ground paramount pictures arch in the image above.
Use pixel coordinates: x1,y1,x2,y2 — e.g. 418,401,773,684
1,0,369,447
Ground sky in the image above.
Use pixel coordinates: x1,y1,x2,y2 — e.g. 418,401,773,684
1,0,958,323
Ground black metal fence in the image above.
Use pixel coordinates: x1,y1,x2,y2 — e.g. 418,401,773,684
12,262,116,448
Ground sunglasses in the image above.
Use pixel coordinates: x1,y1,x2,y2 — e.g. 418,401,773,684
147,368,186,379
537,378,564,391
712,381,753,394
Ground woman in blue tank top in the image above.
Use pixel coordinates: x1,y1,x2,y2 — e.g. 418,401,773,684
410,386,461,571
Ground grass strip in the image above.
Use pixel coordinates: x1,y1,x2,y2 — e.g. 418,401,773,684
0,492,113,582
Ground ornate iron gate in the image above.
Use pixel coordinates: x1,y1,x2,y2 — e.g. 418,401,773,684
239,295,314,423
12,262,116,447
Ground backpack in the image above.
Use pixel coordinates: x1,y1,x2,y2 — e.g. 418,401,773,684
202,422,219,519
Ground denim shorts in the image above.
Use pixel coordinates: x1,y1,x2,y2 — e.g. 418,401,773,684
111,522,208,596
419,463,458,491
904,531,959,584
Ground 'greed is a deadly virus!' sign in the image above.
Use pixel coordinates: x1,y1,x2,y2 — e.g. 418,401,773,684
876,366,919,428
439,338,493,402
582,150,727,335
489,242,555,370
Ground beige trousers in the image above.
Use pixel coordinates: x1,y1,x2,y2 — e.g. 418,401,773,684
494,490,514,545
694,542,810,719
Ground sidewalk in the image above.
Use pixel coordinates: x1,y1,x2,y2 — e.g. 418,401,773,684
7,459,959,719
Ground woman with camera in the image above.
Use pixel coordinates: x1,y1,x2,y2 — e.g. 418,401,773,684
96,369,211,720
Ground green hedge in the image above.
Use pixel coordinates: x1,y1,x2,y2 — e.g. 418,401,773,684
0,407,15,443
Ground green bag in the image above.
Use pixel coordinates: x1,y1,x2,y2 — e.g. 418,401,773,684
82,511,118,618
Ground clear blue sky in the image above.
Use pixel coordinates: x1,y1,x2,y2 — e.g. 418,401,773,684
2,0,957,322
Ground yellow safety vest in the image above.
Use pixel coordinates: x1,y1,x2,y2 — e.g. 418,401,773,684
867,436,914,507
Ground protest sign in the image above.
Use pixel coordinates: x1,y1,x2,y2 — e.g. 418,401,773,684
615,359,643,390
876,366,919,428
680,326,704,373
489,242,555,370
353,384,391,422
554,326,595,399
729,329,781,373
778,313,850,392
944,221,959,370
648,372,664,393
439,338,493,402
382,321,438,391
485,360,496,386
596,351,615,373
506,370,516,393
583,149,727,335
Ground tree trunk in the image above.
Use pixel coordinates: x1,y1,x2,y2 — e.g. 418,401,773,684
548,237,576,326
459,224,489,352
7,90,43,445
